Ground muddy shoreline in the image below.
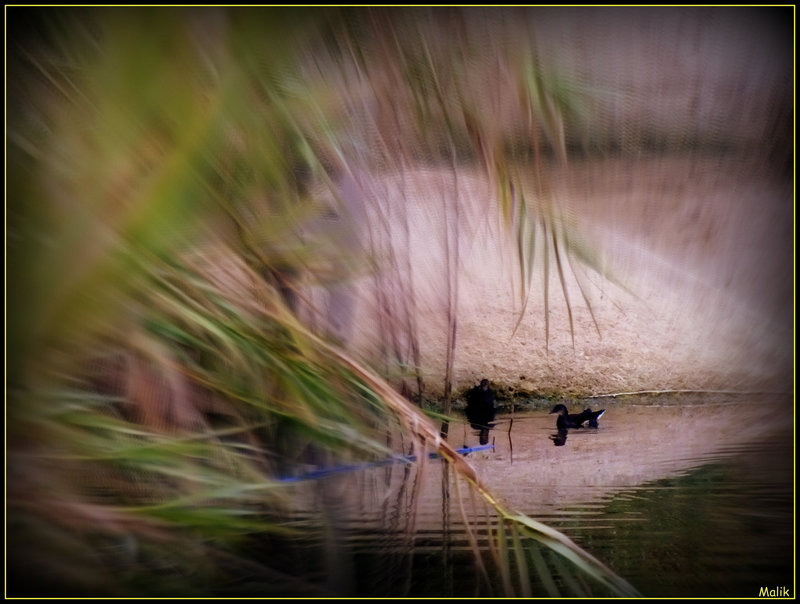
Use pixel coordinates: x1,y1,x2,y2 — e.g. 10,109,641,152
336,156,792,402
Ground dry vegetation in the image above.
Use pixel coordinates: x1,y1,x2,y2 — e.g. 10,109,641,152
6,7,792,597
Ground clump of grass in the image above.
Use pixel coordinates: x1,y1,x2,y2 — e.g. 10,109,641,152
7,7,638,597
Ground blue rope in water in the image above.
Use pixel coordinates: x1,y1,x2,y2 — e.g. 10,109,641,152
276,444,495,483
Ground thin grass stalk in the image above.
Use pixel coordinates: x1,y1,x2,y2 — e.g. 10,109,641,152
399,455,426,596
511,524,533,597
551,225,576,350
541,214,552,352
400,180,424,404
451,466,492,589
440,158,459,437
495,519,515,596
528,543,561,597
511,187,536,338
550,547,589,597
440,461,454,595
563,232,603,339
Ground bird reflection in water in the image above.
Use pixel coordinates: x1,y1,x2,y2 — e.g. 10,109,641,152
550,429,569,446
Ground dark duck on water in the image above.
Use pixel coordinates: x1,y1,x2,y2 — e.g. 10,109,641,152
550,403,605,430
466,379,496,445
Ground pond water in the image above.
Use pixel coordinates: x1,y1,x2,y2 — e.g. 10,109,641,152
473,401,794,598
259,395,794,598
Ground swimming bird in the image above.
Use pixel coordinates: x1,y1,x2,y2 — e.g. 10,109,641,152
550,404,605,430
466,379,496,445
466,379,496,428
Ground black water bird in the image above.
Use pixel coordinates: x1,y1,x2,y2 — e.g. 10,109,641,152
466,379,496,445
550,404,605,430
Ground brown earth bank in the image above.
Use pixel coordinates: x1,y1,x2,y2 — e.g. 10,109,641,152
330,155,792,404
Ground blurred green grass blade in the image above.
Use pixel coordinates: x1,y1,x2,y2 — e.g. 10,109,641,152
511,526,533,597
528,542,560,597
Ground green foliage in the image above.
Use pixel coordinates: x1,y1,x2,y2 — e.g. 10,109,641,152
7,7,636,597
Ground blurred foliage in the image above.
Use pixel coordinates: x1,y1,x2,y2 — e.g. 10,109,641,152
7,7,639,597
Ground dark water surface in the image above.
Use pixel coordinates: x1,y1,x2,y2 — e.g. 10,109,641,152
537,439,794,597
269,397,794,597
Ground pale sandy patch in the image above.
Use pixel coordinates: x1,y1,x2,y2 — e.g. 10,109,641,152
340,157,792,399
